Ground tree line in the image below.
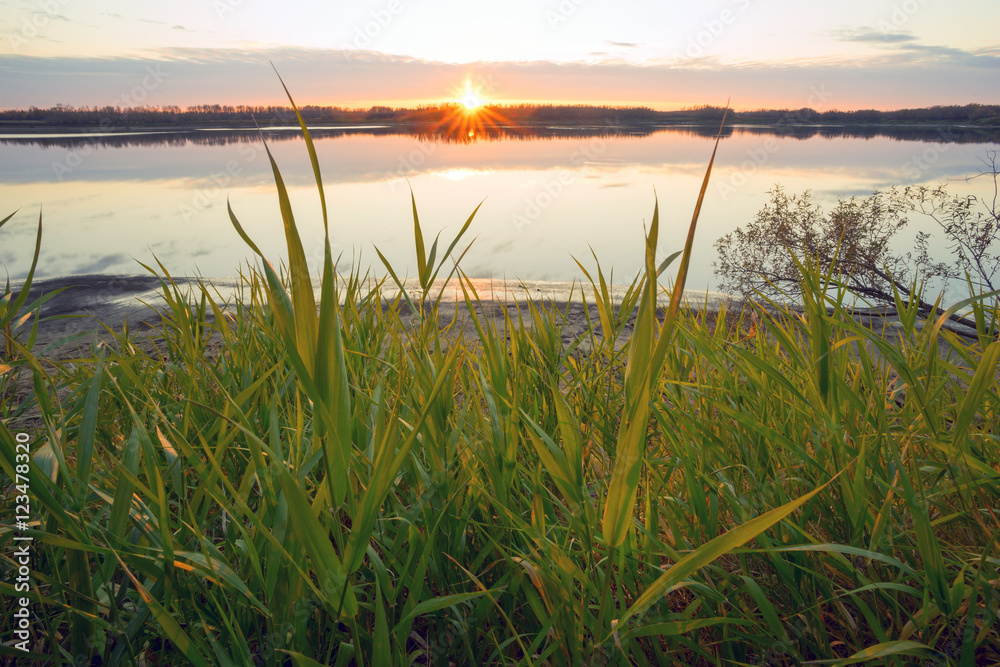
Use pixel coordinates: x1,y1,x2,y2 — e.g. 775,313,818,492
1,102,998,128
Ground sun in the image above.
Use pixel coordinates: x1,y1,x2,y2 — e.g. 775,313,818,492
460,83,484,111
462,91,483,111
432,79,512,142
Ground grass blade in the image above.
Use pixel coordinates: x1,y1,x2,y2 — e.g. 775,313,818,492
3,209,43,331
614,465,845,631
273,63,329,233
952,340,1000,447
262,141,319,372
75,350,103,504
277,467,358,617
411,188,428,289
111,550,213,667
807,640,946,665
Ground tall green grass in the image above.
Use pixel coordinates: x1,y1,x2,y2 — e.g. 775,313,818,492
1,91,999,666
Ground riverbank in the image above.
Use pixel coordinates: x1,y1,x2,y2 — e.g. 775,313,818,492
10,273,731,360
12,272,985,363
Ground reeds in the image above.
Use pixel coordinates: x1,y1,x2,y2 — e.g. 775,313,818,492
1,92,999,666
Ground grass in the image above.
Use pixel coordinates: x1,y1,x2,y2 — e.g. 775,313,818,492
1,87,1000,666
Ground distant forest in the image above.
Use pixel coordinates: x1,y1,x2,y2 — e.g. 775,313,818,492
1,102,998,128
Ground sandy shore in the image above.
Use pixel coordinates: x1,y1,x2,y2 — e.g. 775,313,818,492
5,273,983,372
7,274,737,360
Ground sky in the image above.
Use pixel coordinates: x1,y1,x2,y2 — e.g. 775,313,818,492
1,0,998,110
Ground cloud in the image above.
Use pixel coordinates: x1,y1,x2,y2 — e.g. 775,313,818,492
607,41,639,48
901,43,1000,68
68,252,133,274
0,45,997,111
834,27,916,43
172,25,189,31
830,27,1000,69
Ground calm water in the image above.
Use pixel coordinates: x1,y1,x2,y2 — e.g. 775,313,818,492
1,124,997,295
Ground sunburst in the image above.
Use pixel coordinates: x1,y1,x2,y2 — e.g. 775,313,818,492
428,79,511,142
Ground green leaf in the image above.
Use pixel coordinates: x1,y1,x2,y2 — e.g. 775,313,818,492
33,442,59,484
281,651,330,667
75,351,103,502
277,467,358,617
108,426,142,539
112,550,213,667
315,236,352,509
227,198,264,258
397,591,493,626
0,208,18,231
273,64,329,234
372,582,390,666
2,209,42,331
806,640,945,665
263,141,319,372
426,200,484,290
952,340,1000,447
173,551,269,615
626,617,750,639
411,188,428,289
614,465,843,631
601,384,652,547
342,342,462,573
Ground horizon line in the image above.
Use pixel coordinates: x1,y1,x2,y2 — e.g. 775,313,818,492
4,101,999,114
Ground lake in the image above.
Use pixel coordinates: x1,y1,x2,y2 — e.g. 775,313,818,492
1,123,997,297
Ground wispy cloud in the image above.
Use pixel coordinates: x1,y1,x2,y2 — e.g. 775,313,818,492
901,43,1000,67
833,27,917,43
829,26,1000,70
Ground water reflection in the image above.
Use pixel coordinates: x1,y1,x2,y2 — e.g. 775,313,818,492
2,123,997,150
0,125,998,291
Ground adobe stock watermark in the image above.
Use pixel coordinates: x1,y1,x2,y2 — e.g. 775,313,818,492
340,0,404,59
468,73,501,105
10,432,34,653
510,171,574,233
179,153,253,222
545,0,589,30
715,84,834,201
901,127,958,179
676,0,752,60
4,0,71,53
512,118,623,233
51,65,170,180
877,0,928,33
178,104,298,220
386,140,438,192
212,0,244,20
